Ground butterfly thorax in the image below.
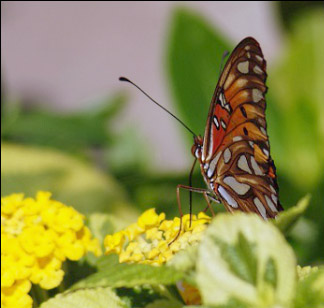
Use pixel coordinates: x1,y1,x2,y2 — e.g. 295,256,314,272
191,135,217,194
191,135,203,159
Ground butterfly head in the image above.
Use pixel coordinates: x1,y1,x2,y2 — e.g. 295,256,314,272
191,135,203,160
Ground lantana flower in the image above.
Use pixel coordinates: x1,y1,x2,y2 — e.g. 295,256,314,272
104,208,211,304
1,191,101,308
104,208,211,265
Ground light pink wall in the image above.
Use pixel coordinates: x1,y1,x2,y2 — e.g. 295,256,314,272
1,1,282,171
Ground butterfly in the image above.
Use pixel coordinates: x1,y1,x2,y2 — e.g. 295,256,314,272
120,37,283,221
185,37,283,219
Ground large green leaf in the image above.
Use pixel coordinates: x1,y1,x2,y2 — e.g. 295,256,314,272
1,143,138,221
167,7,231,144
196,213,296,307
40,287,127,308
71,255,184,290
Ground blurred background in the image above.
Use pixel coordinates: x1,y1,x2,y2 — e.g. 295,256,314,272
1,2,324,266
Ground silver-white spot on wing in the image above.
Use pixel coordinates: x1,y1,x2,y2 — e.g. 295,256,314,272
223,148,232,164
207,151,222,178
237,155,252,174
223,176,250,195
270,185,276,194
265,195,278,213
221,120,227,130
249,141,254,148
260,126,267,136
203,163,209,170
224,103,232,113
218,185,238,208
263,148,269,158
250,156,264,175
233,136,243,142
237,61,249,74
219,92,226,107
213,116,220,130
254,197,267,219
271,193,278,205
253,65,263,75
252,89,263,103
255,55,263,62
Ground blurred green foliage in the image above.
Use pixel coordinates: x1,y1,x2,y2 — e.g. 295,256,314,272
1,3,323,270
167,8,231,137
1,143,138,223
277,1,324,31
2,94,125,154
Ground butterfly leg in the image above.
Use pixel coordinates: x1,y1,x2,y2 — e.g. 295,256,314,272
169,185,216,246
202,192,221,213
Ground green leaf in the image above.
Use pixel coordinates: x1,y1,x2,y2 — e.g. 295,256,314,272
168,245,198,286
196,213,296,307
1,143,138,220
39,287,127,308
293,267,324,308
144,299,182,308
71,255,184,290
2,94,126,153
273,195,310,234
268,10,324,190
167,7,231,144
213,232,258,285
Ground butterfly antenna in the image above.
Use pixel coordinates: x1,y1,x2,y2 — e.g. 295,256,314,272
218,50,230,77
119,77,197,137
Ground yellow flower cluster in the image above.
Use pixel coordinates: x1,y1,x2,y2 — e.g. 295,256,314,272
1,192,101,308
104,208,211,265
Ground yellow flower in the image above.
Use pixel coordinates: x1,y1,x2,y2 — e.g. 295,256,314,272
104,208,210,305
30,255,64,289
1,279,32,308
104,208,211,265
1,191,102,307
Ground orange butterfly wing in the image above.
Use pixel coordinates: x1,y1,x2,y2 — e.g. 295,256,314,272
199,37,283,219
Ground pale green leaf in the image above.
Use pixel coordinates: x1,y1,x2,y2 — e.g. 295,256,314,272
168,245,198,287
273,195,310,233
40,287,127,308
293,267,324,308
71,255,183,290
1,143,138,221
196,213,296,307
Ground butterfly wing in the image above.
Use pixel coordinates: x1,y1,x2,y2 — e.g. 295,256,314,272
201,37,283,218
